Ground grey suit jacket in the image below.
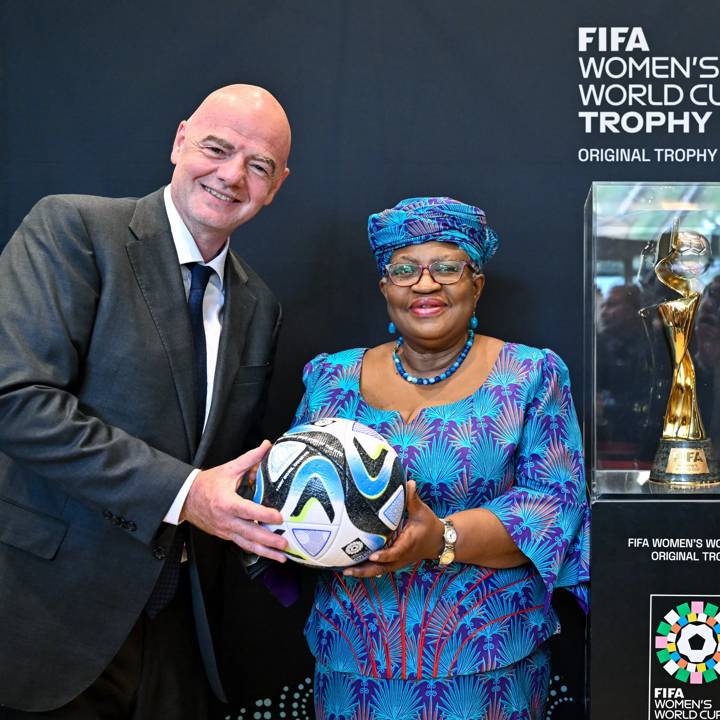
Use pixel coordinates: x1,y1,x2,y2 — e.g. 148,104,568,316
0,188,281,711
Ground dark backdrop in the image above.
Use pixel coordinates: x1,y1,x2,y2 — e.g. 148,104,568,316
4,2,720,718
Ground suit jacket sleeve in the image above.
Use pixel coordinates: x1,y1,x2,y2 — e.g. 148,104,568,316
0,196,193,546
239,305,282,453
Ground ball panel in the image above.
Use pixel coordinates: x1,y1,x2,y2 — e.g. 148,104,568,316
346,435,393,499
345,455,406,536
344,492,396,537
291,527,334,558
281,429,346,471
287,456,343,524
268,440,307,477
379,485,405,530
350,421,386,441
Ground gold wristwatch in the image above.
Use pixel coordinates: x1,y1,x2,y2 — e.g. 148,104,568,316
437,518,457,566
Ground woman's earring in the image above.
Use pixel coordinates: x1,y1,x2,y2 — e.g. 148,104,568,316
469,315,478,330
388,321,397,334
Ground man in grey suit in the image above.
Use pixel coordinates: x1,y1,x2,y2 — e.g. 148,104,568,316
0,84,291,718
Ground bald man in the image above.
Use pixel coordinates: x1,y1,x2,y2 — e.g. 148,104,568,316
0,85,291,719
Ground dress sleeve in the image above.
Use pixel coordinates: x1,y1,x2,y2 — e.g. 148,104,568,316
482,349,590,614
291,353,330,427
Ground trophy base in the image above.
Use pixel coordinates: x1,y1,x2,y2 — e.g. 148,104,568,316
649,438,720,487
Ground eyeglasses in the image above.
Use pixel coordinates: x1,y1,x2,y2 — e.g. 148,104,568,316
384,260,479,287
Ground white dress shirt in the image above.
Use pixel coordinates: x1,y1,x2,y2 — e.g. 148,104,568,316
162,185,229,524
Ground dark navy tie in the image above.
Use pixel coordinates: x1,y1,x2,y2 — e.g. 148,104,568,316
187,263,214,443
146,262,214,618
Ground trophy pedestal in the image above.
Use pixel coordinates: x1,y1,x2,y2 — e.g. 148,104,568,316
591,495,720,720
649,438,720,486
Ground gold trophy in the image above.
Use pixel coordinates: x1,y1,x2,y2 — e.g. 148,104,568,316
649,219,719,486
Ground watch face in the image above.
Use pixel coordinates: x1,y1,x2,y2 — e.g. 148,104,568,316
445,527,457,544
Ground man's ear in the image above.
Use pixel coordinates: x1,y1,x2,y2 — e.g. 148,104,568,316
170,120,188,165
263,167,291,207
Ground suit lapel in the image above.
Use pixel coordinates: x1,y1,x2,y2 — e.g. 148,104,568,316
196,252,257,464
126,189,198,457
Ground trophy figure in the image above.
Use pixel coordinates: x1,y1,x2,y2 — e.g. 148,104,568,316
649,219,719,485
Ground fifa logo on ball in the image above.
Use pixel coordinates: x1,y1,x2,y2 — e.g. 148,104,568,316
253,418,407,567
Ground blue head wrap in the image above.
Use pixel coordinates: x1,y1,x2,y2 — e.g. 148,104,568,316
368,197,499,274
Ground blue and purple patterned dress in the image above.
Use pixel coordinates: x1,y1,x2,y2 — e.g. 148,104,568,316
292,343,590,719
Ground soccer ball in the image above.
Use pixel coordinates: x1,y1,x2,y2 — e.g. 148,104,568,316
253,418,406,567
676,623,718,664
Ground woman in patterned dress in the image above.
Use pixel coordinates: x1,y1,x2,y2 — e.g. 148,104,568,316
292,197,589,719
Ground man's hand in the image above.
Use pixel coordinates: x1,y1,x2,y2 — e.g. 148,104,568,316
181,441,288,562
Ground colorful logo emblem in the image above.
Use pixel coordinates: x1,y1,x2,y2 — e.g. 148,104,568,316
656,601,720,684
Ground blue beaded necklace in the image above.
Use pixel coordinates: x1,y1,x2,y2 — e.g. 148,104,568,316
392,330,475,385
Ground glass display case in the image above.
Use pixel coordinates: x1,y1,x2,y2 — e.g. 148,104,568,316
585,182,720,497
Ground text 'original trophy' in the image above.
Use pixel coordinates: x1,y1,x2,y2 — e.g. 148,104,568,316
649,219,719,486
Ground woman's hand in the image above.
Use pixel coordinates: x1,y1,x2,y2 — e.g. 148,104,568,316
343,480,443,578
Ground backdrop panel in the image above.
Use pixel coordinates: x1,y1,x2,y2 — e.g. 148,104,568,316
5,1,720,717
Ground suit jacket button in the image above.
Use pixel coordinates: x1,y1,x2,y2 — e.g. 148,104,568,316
153,546,167,560
126,521,137,532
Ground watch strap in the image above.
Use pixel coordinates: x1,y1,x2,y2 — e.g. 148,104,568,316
437,517,457,565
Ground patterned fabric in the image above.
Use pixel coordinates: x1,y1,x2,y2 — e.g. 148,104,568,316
314,644,550,720
292,343,589,683
367,197,500,273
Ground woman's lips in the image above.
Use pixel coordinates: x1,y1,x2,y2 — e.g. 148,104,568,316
409,299,446,317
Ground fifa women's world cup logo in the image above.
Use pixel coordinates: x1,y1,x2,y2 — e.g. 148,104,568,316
655,601,720,684
649,219,719,486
